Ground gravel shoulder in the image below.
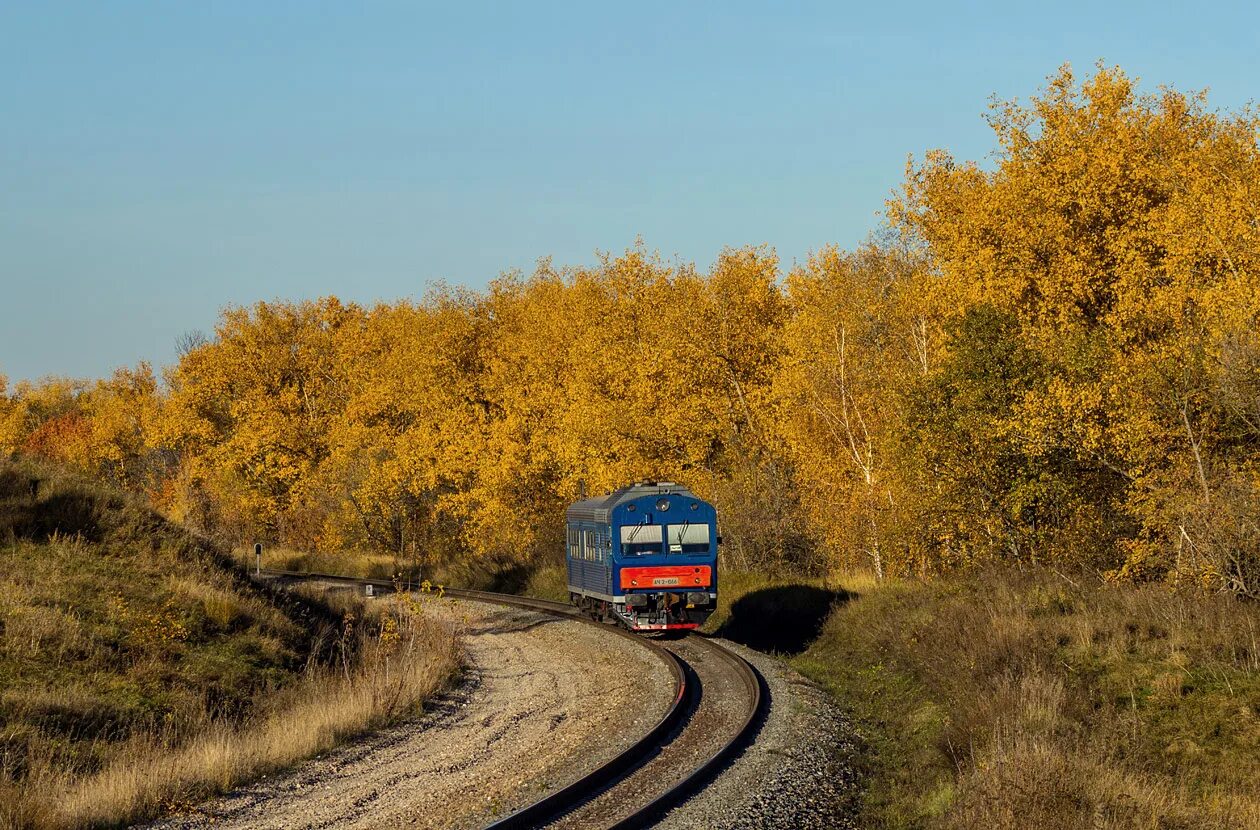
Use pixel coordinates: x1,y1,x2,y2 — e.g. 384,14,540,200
655,639,862,830
148,598,673,830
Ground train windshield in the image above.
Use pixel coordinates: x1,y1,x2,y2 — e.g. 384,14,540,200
667,522,711,554
620,523,662,556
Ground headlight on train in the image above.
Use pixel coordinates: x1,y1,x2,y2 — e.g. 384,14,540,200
626,594,648,608
686,592,707,606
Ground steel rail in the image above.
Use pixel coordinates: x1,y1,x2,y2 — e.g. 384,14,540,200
255,569,766,830
603,634,767,829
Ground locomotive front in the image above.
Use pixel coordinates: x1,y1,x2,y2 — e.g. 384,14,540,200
565,482,718,632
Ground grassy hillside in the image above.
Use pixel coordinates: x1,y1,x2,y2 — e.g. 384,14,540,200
0,461,458,829
788,570,1260,830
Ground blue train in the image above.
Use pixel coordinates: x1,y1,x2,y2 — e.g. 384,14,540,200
565,481,718,631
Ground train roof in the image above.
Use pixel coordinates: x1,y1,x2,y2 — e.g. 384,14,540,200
565,481,703,524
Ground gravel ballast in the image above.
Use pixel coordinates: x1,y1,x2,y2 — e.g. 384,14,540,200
655,639,862,830
545,635,753,829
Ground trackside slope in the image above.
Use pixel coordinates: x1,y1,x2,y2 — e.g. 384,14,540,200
794,569,1260,830
0,460,458,829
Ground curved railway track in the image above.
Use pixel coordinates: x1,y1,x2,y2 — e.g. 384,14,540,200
258,569,767,829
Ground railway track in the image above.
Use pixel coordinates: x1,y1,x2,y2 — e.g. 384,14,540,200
257,569,767,829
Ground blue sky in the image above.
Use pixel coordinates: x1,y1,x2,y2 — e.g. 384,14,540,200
2,1,1257,382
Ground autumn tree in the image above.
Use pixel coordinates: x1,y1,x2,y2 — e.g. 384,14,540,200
774,245,930,576
892,64,1260,588
312,288,488,564
159,298,362,544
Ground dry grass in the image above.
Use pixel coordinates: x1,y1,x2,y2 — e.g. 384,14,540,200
236,546,410,581
794,568,1260,829
520,562,569,603
35,592,458,829
0,461,461,829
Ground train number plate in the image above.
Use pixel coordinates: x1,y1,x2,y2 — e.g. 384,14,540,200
651,577,680,586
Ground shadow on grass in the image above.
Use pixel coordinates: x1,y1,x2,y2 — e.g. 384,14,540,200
1,467,108,543
716,584,854,655
483,563,534,594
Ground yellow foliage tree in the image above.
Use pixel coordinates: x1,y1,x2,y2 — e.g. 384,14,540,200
891,63,1260,589
159,298,362,544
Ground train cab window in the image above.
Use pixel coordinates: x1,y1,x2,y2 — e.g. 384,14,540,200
619,523,663,556
667,522,711,554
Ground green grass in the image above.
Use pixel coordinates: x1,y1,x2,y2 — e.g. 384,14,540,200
0,463,316,786
791,569,1260,829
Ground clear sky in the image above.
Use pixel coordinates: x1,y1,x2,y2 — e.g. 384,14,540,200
2,1,1257,383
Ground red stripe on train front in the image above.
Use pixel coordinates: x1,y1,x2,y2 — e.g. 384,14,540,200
628,622,699,631
620,565,712,590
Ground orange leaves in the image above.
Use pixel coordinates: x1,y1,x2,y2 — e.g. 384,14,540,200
0,368,161,489
23,412,92,465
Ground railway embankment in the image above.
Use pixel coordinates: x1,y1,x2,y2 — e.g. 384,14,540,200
540,633,758,829
0,461,458,830
514,564,867,827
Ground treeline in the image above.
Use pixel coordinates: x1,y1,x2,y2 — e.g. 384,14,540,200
2,66,1257,594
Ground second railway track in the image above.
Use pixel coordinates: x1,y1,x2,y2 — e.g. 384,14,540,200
259,569,768,829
